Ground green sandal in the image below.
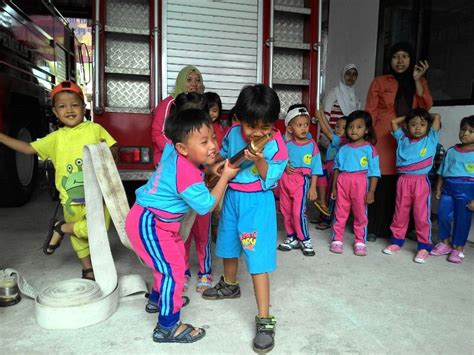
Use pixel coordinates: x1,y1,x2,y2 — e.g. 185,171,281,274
153,321,206,343
253,315,276,353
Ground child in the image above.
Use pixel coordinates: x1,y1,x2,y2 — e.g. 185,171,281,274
202,84,288,353
382,109,441,263
330,110,380,256
314,109,347,230
204,92,228,148
0,81,117,281
125,109,238,343
277,104,322,256
431,115,474,263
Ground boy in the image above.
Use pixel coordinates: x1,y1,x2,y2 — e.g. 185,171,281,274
202,84,288,353
125,108,238,343
0,80,116,281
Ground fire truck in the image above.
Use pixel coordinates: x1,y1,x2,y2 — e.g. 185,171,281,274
92,0,322,181
0,0,85,206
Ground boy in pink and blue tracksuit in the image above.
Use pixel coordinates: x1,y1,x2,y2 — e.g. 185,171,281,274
330,110,380,256
383,109,441,263
431,115,474,264
125,109,238,343
277,105,323,256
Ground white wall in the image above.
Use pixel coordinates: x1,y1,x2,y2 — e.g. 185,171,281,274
324,0,379,107
432,105,474,148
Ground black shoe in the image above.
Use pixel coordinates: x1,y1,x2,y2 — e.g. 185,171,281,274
202,275,241,300
253,315,276,353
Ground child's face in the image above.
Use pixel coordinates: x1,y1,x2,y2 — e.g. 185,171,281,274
241,120,273,141
209,104,220,122
186,72,203,94
407,116,429,138
344,69,358,87
459,124,474,145
346,118,367,143
52,92,85,128
287,115,309,141
391,50,410,74
178,125,217,166
335,118,347,137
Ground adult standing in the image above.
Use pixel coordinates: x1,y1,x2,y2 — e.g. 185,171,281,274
365,42,432,240
151,65,204,165
323,63,361,129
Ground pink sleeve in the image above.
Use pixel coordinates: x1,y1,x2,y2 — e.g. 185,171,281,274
151,96,174,165
365,78,381,127
414,78,433,110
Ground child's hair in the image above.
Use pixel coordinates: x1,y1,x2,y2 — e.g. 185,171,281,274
234,84,280,125
204,92,222,120
345,110,376,144
405,108,433,129
285,104,310,127
287,103,308,112
173,92,208,113
460,115,474,129
165,108,212,145
51,80,85,106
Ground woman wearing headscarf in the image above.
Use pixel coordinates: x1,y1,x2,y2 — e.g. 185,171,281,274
323,63,361,129
365,42,432,240
151,65,205,165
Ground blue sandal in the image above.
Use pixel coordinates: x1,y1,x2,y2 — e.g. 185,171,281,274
153,321,206,343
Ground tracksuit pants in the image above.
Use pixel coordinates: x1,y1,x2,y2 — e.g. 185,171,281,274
184,213,212,276
389,174,432,251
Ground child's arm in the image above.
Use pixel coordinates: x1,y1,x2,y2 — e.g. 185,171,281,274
307,175,318,201
435,175,443,199
209,159,239,210
467,200,474,212
0,132,36,155
244,150,268,180
365,177,378,204
330,169,339,200
431,113,441,131
315,109,333,141
391,116,406,132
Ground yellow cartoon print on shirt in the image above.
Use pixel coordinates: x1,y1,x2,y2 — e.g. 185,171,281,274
465,162,474,174
360,156,368,167
420,147,427,157
62,158,85,215
303,154,312,165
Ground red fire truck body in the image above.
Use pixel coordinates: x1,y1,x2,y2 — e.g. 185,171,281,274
0,0,83,206
92,0,321,181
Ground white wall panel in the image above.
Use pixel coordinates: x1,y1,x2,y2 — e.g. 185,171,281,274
163,0,261,109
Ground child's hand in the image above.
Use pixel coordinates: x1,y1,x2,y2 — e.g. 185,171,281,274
285,163,295,174
209,161,225,176
467,200,474,212
307,189,318,201
330,188,337,200
220,159,239,180
365,191,375,204
413,60,429,80
244,149,264,162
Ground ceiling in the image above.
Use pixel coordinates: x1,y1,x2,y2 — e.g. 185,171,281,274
52,0,92,19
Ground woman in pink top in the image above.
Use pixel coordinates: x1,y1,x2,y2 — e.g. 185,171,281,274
151,65,205,165
365,42,432,240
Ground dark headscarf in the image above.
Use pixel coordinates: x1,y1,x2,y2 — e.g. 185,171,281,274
389,42,416,116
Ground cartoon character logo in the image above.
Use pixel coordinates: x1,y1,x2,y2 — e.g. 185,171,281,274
251,165,259,176
303,154,312,165
62,158,85,215
464,163,474,174
420,147,427,157
359,156,368,167
240,231,257,251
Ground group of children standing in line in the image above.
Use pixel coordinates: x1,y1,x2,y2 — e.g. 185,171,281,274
0,79,473,353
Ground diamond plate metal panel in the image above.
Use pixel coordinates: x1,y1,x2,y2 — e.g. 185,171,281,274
273,49,303,79
105,75,149,109
106,0,149,29
106,33,149,70
275,0,305,7
274,12,304,43
275,87,303,113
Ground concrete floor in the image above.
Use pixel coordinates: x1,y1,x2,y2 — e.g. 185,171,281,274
1,183,473,354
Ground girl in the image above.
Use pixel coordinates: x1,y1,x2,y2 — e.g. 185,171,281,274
431,115,474,263
382,109,441,263
204,92,229,149
277,105,323,256
314,109,347,230
330,110,380,256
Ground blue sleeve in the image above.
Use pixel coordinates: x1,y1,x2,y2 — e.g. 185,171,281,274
429,128,440,145
392,127,404,140
220,133,229,159
261,159,288,190
311,149,323,175
180,182,216,215
331,133,340,147
368,147,381,177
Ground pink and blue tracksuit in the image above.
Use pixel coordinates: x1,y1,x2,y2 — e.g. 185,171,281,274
332,142,380,243
216,124,288,274
125,148,215,328
389,127,439,251
437,145,474,248
280,139,323,241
